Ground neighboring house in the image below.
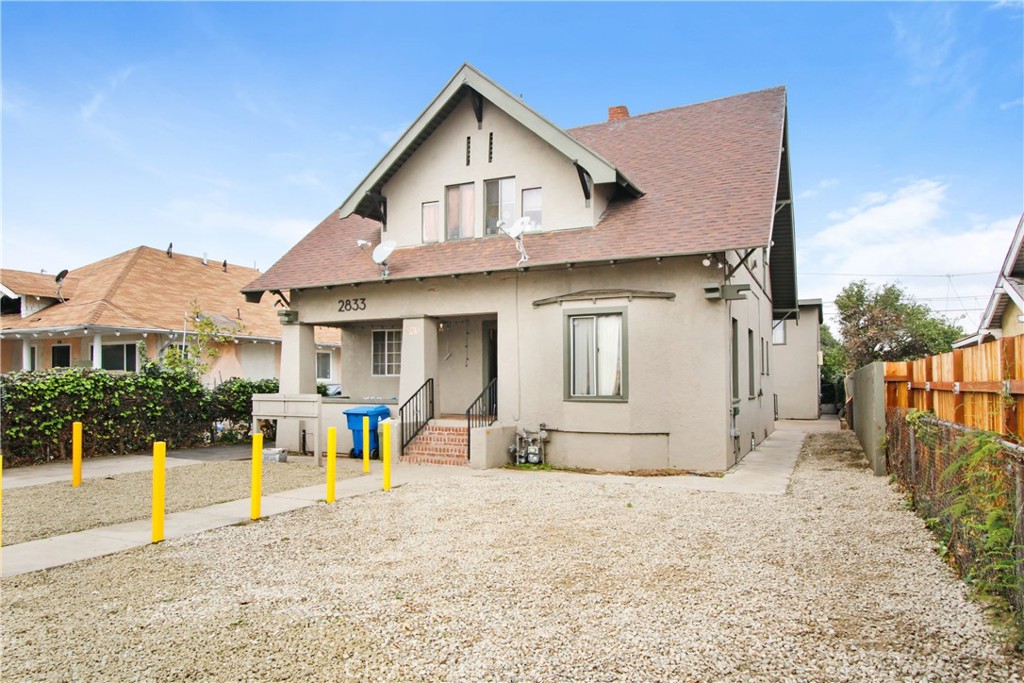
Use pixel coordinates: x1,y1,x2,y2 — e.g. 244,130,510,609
243,63,801,471
772,299,823,420
955,213,1024,348
0,246,341,385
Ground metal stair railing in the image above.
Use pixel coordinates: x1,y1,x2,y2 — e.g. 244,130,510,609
399,378,434,455
465,378,497,459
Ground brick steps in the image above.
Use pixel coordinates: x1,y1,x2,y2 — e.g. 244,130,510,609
401,422,470,467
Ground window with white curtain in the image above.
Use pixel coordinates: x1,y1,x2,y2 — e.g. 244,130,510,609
316,351,332,380
568,312,625,399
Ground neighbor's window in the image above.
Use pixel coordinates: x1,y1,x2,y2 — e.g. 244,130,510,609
316,351,332,380
446,182,475,240
101,343,137,372
772,320,786,345
485,177,515,235
52,344,71,368
422,202,439,243
372,329,402,376
522,187,542,230
569,313,625,399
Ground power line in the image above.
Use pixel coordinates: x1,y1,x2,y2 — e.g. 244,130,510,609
802,271,996,278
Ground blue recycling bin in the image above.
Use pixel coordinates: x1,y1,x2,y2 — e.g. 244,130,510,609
343,405,392,459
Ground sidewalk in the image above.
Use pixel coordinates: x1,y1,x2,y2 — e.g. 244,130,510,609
1,460,475,578
1,418,832,578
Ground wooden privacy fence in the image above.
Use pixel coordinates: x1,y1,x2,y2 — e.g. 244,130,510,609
884,335,1024,439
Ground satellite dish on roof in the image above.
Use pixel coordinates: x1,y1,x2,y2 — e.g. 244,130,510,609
55,269,69,303
372,240,396,265
371,240,396,279
497,218,531,267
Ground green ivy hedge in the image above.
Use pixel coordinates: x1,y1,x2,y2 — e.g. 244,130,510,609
210,377,280,442
1,365,213,466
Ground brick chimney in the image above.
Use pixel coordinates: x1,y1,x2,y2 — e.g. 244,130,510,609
608,105,630,122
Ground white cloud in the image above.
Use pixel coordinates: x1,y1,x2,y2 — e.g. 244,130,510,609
889,6,978,107
797,177,839,200
1000,97,1023,110
800,179,1018,333
79,66,136,121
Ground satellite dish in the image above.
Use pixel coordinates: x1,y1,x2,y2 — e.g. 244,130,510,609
498,217,531,267
500,216,531,239
55,269,69,284
372,240,397,265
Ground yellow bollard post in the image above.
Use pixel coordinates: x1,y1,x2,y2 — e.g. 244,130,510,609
382,419,392,492
72,421,83,487
326,427,337,503
362,415,370,473
152,442,166,543
250,433,263,520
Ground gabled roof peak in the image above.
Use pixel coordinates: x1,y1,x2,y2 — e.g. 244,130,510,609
336,63,642,221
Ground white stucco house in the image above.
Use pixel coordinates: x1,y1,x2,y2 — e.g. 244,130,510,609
243,64,803,471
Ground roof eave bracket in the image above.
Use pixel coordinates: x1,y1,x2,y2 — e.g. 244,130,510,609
471,90,483,130
573,162,592,202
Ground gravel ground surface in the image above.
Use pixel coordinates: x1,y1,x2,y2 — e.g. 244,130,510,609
2,430,1021,682
2,460,359,546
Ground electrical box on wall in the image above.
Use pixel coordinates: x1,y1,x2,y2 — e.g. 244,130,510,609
703,283,751,301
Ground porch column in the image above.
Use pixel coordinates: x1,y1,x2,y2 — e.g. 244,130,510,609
277,322,317,452
21,341,32,371
92,333,102,369
398,316,438,407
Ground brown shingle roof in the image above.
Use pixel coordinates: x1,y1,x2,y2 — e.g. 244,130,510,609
0,269,73,299
1,247,338,344
245,86,786,294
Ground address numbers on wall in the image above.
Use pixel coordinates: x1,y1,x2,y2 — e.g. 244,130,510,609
337,298,367,312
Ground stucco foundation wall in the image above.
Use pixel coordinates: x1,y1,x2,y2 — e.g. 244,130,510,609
291,257,763,471
546,431,670,471
469,424,515,469
848,362,886,475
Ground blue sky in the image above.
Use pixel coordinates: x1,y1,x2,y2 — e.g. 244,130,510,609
2,1,1022,331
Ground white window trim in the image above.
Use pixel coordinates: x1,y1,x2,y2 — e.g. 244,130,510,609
772,320,787,345
316,351,333,381
371,329,402,377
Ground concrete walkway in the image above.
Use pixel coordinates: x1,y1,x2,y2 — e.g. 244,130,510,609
1,418,834,578
1,460,475,578
2,444,256,490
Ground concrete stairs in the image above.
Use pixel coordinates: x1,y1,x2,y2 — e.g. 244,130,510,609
401,419,470,467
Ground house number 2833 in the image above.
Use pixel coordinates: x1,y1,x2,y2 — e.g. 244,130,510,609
337,298,367,312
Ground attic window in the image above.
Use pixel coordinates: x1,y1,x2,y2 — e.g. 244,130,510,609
466,136,471,166
1,295,21,315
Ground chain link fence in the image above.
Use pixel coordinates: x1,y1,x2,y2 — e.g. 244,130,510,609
886,407,1024,623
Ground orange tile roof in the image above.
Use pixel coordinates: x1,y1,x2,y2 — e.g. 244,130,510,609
244,86,787,293
1,247,338,345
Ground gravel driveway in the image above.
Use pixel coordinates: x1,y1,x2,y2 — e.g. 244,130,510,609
2,460,359,545
2,431,1021,681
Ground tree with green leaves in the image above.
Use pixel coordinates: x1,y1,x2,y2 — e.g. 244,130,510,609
141,298,249,379
834,280,964,370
